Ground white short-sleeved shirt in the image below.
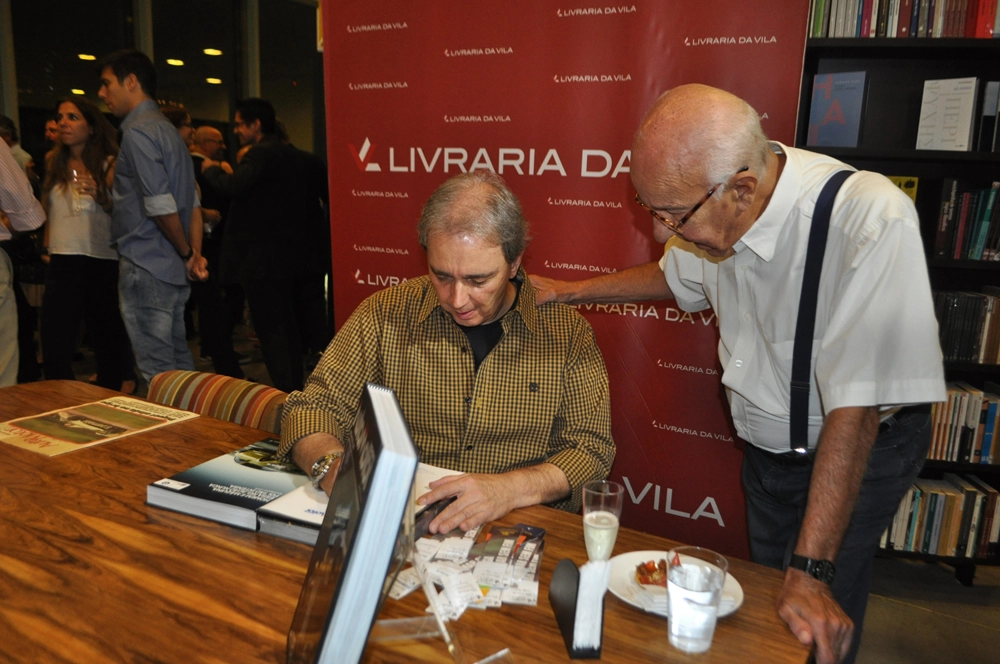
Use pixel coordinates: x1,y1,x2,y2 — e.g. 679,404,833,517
47,183,118,261
660,142,946,453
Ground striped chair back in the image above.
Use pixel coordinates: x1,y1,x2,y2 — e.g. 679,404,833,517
147,371,287,435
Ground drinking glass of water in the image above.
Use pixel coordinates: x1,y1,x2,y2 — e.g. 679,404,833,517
666,546,728,654
582,480,623,561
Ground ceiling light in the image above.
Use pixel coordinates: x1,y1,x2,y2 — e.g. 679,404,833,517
206,78,222,85
78,54,96,61
203,49,223,56
166,59,184,66
71,89,85,95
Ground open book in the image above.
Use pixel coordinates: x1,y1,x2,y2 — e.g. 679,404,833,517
286,383,420,664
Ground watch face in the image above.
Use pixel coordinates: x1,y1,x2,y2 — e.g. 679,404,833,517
807,560,835,584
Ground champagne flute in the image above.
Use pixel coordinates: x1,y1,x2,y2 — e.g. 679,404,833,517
70,168,84,213
582,480,624,561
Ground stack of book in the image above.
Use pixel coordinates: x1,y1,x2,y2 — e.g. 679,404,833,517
933,290,1000,365
929,383,1000,463
810,0,1000,39
934,180,1000,259
881,473,1000,560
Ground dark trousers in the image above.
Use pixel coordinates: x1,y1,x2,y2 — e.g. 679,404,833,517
191,277,243,378
0,238,41,382
41,254,132,389
243,273,328,393
741,410,931,664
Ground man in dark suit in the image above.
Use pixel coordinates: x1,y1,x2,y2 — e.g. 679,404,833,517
201,98,330,392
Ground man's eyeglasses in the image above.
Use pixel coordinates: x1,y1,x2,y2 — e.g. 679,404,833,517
634,166,750,235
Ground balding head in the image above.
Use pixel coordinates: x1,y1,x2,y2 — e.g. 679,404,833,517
194,126,226,160
632,84,770,196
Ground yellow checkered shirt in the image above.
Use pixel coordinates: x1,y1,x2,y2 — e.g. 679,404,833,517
280,270,615,512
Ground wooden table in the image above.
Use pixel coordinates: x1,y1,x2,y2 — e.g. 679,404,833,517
0,381,808,663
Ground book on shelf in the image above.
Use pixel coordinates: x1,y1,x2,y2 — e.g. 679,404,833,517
916,77,978,152
930,179,1000,261
286,383,420,664
965,475,1000,557
808,0,1000,37
0,396,199,457
978,81,999,152
146,438,309,530
807,71,867,148
887,175,918,203
259,461,460,545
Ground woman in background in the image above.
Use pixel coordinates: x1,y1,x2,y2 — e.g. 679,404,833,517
41,96,133,391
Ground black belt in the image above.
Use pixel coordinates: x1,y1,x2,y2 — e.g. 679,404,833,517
761,403,932,465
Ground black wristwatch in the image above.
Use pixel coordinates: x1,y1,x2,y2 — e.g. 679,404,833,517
179,247,194,261
788,554,836,585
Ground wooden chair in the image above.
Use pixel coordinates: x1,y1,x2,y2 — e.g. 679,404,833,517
147,370,287,435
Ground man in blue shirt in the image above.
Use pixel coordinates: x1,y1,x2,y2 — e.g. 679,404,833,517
97,49,207,384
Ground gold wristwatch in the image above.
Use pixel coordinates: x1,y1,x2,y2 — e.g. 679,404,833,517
309,450,344,487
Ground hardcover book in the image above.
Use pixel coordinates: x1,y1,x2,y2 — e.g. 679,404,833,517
286,383,420,664
146,438,309,530
807,71,868,148
916,77,979,151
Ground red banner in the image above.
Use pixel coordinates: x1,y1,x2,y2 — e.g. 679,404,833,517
322,1,808,558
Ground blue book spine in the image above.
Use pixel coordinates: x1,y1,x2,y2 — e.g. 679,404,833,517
981,399,998,464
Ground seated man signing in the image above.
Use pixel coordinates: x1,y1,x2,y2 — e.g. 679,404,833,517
279,171,615,534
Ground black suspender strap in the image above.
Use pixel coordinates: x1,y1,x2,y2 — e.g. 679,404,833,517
789,169,853,453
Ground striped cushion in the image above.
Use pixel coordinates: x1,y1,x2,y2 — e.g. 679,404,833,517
147,370,287,435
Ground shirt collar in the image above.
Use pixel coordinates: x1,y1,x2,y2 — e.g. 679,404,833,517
733,141,800,263
120,99,160,132
416,267,540,335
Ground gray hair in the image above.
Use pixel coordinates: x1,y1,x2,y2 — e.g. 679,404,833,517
702,98,771,191
417,171,529,264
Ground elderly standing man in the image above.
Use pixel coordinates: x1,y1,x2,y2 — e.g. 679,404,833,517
279,171,615,534
533,84,945,664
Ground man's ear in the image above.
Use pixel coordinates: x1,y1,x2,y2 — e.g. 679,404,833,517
251,119,262,135
508,254,523,279
731,171,758,213
124,73,139,93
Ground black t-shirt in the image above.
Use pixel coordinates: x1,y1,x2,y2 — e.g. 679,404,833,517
459,278,521,371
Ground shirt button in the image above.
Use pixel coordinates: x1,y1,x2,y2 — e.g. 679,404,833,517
464,397,472,404
460,347,468,353
742,312,750,321
465,445,473,451
734,359,743,367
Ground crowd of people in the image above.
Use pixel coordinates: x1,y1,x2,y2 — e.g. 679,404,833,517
0,47,947,664
0,49,330,394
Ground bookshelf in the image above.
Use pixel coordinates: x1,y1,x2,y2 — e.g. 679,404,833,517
797,37,1000,585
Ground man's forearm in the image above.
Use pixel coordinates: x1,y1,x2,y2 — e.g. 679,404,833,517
503,463,572,509
189,207,203,255
551,261,672,304
152,212,192,256
795,406,880,561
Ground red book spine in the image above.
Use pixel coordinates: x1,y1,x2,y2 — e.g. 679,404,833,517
965,0,982,36
862,0,875,36
898,0,915,35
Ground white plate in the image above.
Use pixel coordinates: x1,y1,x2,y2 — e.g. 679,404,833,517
607,550,744,618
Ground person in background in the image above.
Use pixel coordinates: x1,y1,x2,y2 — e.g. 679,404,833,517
532,84,945,664
97,49,207,385
40,97,132,392
201,98,329,392
0,115,37,182
280,171,615,533
0,141,45,386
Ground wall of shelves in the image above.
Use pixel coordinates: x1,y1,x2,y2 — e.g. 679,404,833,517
797,37,1000,583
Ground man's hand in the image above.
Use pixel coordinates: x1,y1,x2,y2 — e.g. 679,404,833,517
776,568,853,664
200,158,219,173
418,473,521,534
186,253,208,281
529,274,566,305
202,208,222,228
220,161,234,174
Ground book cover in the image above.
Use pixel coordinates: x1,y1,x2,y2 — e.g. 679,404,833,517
970,182,999,259
898,0,915,35
935,178,960,258
286,383,419,664
944,473,979,557
146,438,309,530
0,396,199,457
916,77,979,151
807,71,867,148
978,82,999,151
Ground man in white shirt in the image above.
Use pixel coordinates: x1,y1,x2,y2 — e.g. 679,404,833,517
0,141,45,386
533,84,945,664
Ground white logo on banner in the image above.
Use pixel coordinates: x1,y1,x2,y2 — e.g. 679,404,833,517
353,245,410,255
443,116,512,123
346,22,408,33
652,421,733,443
351,189,409,199
575,303,659,318
684,35,778,46
547,197,622,208
553,74,632,83
555,5,637,17
621,477,724,526
348,81,409,90
655,359,719,375
664,307,718,327
354,269,409,287
544,260,618,274
348,142,629,178
443,47,514,57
